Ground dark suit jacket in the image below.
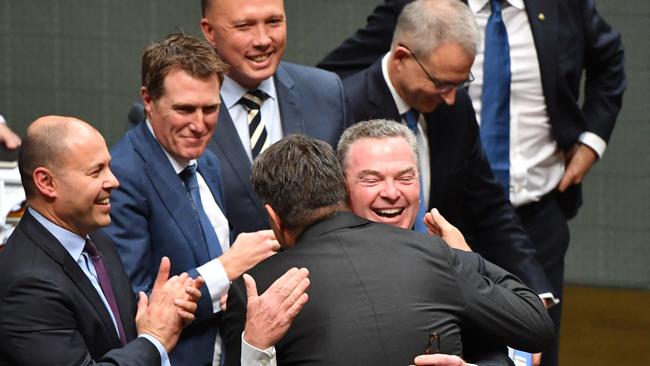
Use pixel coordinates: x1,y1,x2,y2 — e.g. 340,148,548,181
223,212,554,366
341,59,552,295
318,0,626,218
103,121,226,365
207,61,347,236
0,211,160,365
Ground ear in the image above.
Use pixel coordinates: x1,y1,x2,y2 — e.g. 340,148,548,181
141,87,153,116
199,18,218,48
33,167,57,199
391,45,410,71
264,204,283,234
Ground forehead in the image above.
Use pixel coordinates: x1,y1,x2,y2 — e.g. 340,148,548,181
426,42,474,79
346,137,417,173
60,130,109,169
208,0,285,20
160,68,221,103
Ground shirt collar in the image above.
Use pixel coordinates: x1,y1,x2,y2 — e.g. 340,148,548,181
29,207,87,262
145,120,196,173
468,0,524,13
381,52,411,116
221,75,277,110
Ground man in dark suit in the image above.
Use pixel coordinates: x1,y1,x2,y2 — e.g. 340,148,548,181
335,0,554,309
222,134,554,366
0,115,202,365
199,0,347,236
103,34,281,365
321,1,626,364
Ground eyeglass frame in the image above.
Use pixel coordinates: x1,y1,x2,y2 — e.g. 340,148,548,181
399,44,475,93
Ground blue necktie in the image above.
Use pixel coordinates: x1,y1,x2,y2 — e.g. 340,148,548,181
404,109,428,233
180,164,223,259
480,0,511,198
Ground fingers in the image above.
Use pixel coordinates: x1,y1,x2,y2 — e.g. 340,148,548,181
244,273,259,300
135,291,148,320
413,353,466,366
152,256,171,290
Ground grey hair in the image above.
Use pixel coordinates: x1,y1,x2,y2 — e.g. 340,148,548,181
391,0,480,58
337,119,418,172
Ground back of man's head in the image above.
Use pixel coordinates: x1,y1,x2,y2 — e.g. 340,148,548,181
141,32,228,101
392,0,479,57
19,116,77,199
251,135,346,233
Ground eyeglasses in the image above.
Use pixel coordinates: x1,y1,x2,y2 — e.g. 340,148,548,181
401,45,474,93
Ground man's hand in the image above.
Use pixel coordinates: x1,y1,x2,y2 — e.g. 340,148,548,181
219,230,280,280
412,354,469,366
135,257,203,352
243,267,310,350
0,123,21,150
423,209,471,251
558,144,598,192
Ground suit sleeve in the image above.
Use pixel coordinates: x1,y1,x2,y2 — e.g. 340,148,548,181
0,274,160,366
441,244,555,352
317,1,408,78
579,0,626,143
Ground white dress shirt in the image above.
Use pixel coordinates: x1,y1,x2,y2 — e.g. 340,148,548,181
467,0,606,207
221,75,283,162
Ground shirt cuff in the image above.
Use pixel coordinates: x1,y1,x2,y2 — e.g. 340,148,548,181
241,332,277,366
0,115,6,123
196,258,231,313
578,132,607,158
139,333,171,366
538,292,560,308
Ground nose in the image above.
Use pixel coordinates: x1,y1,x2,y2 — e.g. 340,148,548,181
188,111,208,134
379,180,401,201
252,24,271,48
105,169,120,191
440,87,457,105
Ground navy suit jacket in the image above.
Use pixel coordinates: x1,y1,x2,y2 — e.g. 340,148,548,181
0,211,160,365
207,61,347,236
103,121,226,365
318,0,626,218
342,60,552,295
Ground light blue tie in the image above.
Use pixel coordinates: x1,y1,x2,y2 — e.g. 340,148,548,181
180,164,223,259
404,109,428,233
480,0,511,198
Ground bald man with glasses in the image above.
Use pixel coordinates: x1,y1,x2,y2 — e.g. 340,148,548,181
342,0,555,303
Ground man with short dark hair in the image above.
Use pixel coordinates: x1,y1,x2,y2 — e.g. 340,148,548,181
0,115,202,365
104,33,282,365
222,134,554,366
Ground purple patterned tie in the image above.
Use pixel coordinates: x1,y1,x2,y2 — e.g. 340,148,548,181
84,238,128,346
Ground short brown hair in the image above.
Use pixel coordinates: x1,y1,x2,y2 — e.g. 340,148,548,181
141,33,228,101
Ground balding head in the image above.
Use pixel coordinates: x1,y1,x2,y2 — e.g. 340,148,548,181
19,116,96,198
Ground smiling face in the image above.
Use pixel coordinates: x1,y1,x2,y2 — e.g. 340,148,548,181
344,137,420,229
200,0,287,89
143,68,221,164
51,128,120,236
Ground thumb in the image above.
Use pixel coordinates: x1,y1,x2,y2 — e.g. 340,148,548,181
243,273,259,300
558,170,572,192
153,256,171,290
431,208,451,228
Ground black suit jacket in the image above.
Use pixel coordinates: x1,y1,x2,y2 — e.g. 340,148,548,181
223,212,554,365
342,59,552,295
318,0,626,218
0,211,160,365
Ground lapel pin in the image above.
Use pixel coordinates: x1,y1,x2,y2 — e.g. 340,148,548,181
538,13,545,21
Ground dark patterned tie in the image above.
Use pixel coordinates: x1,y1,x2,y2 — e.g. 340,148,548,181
480,0,511,198
179,164,223,259
84,238,128,345
239,90,269,160
403,109,428,233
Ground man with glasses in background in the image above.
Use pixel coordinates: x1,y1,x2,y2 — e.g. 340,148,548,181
342,0,555,306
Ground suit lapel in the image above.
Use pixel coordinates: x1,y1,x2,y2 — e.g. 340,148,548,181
20,212,122,348
525,0,558,122
275,62,306,136
212,105,268,220
366,60,402,121
130,122,211,263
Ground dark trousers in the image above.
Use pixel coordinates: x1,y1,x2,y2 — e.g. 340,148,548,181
516,192,570,366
